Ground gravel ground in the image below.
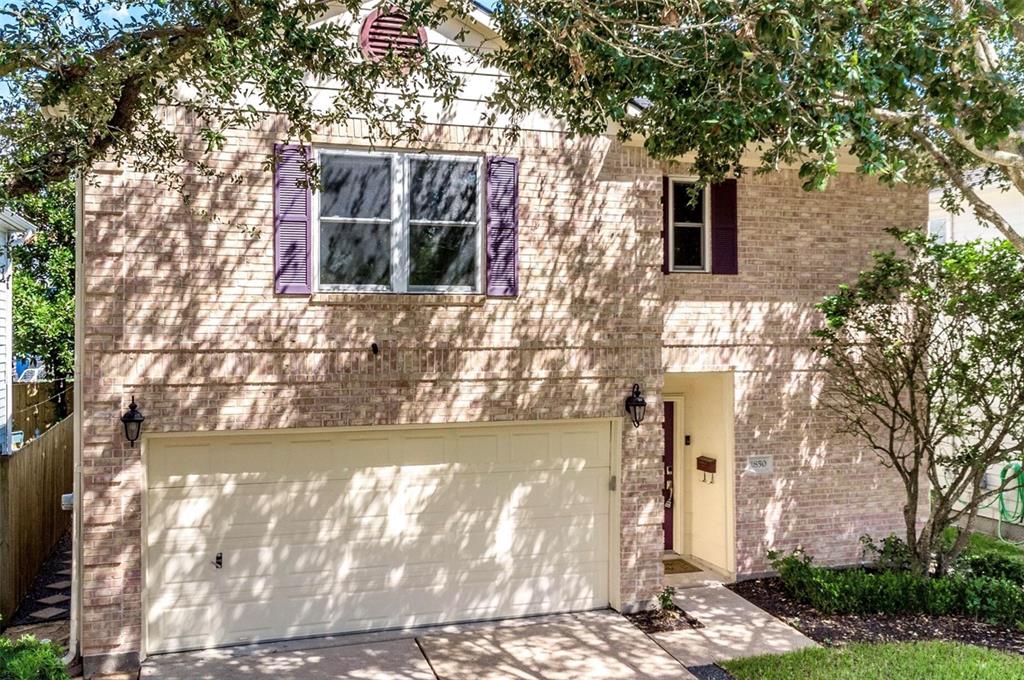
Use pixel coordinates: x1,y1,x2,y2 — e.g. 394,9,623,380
729,577,1024,655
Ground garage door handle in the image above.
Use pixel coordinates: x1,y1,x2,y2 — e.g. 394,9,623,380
213,552,223,569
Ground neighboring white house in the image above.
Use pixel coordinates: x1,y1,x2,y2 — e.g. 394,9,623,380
0,209,33,454
928,183,1024,244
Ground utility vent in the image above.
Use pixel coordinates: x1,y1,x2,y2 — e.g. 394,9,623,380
359,8,427,62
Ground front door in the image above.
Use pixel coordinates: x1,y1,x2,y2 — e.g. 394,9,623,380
663,401,675,551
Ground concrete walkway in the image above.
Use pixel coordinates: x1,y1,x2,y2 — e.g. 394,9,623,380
142,610,697,680
652,585,817,667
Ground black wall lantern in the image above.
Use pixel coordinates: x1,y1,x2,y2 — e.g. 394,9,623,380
120,396,145,447
624,383,646,428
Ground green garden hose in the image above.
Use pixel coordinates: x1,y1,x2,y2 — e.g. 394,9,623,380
991,462,1024,544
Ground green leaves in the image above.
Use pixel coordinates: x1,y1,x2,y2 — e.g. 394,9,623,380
485,0,1024,248
7,179,75,379
814,230,1024,572
0,0,473,203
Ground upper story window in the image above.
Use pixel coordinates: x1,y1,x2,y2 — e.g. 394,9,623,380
315,150,483,293
669,180,710,272
928,217,948,244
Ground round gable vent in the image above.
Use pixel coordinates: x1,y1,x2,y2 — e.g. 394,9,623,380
359,8,428,62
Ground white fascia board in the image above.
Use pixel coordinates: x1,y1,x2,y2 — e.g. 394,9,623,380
0,209,36,234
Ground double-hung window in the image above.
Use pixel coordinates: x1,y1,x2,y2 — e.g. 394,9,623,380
668,180,710,272
316,149,483,293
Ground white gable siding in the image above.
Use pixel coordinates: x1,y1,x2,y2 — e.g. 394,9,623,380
304,3,566,132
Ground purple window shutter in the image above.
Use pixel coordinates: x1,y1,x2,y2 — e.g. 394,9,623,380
486,156,520,297
711,179,739,275
662,176,670,274
274,143,312,295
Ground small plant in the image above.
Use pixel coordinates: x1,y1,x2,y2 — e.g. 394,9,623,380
657,586,677,611
0,634,69,680
859,534,914,572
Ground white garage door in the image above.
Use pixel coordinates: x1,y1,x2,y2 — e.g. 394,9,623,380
145,420,613,653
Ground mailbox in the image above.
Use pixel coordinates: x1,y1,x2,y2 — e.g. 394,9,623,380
696,456,717,474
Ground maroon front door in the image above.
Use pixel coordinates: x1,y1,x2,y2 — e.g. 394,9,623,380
663,401,675,551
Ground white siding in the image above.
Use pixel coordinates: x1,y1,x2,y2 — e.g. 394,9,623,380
928,185,1024,243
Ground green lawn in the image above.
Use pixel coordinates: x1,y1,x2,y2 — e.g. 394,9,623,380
722,642,1024,680
941,526,1024,561
959,530,1024,561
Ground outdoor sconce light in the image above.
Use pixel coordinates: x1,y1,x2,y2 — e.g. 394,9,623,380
624,384,647,428
120,396,145,447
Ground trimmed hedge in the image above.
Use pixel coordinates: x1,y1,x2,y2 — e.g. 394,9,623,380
955,552,1024,587
770,549,1024,628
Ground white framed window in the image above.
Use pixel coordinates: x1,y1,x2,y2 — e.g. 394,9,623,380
928,217,948,244
313,149,485,293
668,179,711,272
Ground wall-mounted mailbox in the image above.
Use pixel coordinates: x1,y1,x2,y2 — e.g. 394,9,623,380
696,456,717,474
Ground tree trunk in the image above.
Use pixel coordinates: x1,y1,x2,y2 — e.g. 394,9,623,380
905,486,931,575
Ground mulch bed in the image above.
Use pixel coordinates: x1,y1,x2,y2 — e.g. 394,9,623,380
728,577,1024,655
626,603,705,634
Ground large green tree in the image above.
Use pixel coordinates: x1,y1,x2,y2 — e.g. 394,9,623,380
7,178,75,383
0,0,470,202
3,1,1024,251
484,0,1024,251
815,231,1024,574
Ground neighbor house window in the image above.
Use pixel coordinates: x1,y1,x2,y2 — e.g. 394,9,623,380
928,217,948,244
315,150,483,293
669,180,709,271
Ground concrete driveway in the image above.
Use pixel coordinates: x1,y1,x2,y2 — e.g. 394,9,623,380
141,610,697,680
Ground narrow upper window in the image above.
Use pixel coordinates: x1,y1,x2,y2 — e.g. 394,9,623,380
315,150,483,293
928,217,948,244
670,180,709,271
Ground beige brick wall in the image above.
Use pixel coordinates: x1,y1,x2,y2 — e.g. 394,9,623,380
661,170,928,574
79,111,926,663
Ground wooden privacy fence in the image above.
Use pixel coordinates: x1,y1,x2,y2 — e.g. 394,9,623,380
13,382,73,442
0,415,73,624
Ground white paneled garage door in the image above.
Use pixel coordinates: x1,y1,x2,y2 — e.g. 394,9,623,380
144,420,613,653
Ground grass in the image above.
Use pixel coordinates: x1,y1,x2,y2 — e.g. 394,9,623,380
722,641,1024,680
940,526,1024,561
960,531,1024,561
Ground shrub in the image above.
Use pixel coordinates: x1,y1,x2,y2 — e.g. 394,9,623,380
859,534,914,572
0,635,69,680
955,552,1024,586
769,549,1024,627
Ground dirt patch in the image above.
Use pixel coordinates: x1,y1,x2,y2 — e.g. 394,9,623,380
729,577,1024,655
626,605,705,634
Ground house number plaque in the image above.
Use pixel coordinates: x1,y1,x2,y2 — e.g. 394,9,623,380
746,455,774,475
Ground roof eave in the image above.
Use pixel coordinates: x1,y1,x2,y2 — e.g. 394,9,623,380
0,209,36,235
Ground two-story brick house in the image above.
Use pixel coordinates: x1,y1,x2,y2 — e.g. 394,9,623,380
69,5,927,676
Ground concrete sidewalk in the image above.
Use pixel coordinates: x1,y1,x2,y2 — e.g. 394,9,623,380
652,584,817,667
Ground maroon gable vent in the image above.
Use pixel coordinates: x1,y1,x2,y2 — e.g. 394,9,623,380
359,8,428,62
